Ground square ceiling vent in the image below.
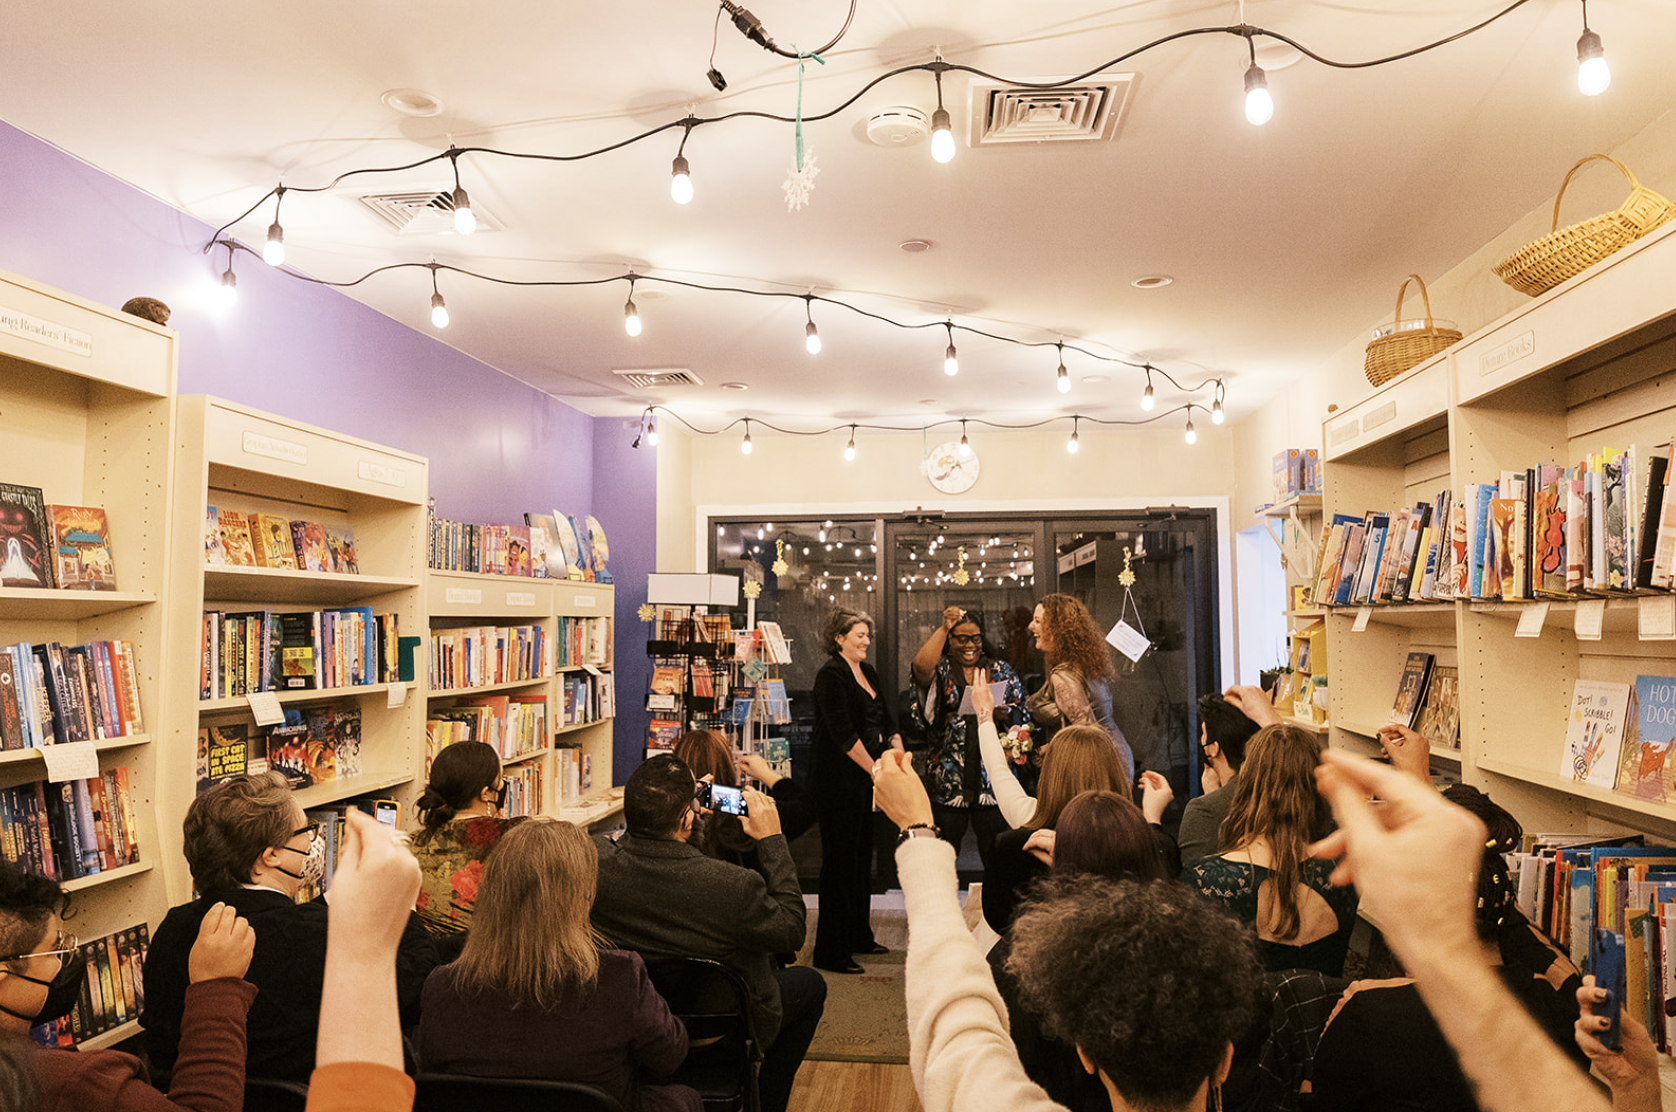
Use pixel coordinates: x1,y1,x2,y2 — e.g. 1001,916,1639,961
965,72,1136,146
356,188,505,235
611,368,703,389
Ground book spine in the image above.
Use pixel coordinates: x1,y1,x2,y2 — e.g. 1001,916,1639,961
0,650,20,749
70,780,102,875
30,782,54,882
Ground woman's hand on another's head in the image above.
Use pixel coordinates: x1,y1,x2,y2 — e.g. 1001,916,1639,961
1138,771,1173,824
1023,828,1056,867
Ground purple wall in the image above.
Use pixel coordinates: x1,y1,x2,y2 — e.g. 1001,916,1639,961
0,118,653,781
593,416,658,773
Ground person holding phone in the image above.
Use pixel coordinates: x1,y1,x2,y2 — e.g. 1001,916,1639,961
675,730,816,873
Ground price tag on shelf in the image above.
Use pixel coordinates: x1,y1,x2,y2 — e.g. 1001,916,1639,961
1352,607,1372,632
386,682,408,708
247,692,284,726
40,741,98,784
1575,599,1606,641
1638,595,1676,640
1514,602,1550,638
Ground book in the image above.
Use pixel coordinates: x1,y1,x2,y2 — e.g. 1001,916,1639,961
217,510,257,567
265,709,314,789
46,505,116,590
326,525,359,574
1616,676,1676,801
196,724,249,793
1414,665,1460,750
1564,680,1632,788
524,513,562,579
202,506,226,568
506,524,532,577
1389,652,1435,729
290,521,331,573
0,483,55,588
253,513,297,570
757,621,792,664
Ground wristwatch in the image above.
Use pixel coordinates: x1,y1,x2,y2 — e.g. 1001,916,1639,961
896,822,941,847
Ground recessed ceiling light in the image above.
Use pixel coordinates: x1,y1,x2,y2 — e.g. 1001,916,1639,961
899,239,933,253
381,89,445,118
1082,375,1108,384
721,382,749,391
1131,275,1173,289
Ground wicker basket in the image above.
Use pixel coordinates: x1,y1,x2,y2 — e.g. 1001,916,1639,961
1491,153,1676,298
1363,274,1462,387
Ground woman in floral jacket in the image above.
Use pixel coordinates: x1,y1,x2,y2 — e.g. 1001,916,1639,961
909,607,1026,873
411,741,526,961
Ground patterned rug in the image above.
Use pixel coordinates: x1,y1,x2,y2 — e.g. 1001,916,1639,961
799,905,911,1065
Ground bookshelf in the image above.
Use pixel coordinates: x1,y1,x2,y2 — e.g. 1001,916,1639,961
161,396,429,901
552,581,615,817
1319,219,1676,836
1257,494,1327,728
0,267,177,993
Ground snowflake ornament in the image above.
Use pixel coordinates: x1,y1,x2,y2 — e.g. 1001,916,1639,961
637,603,657,622
1119,546,1137,588
952,546,971,586
771,538,788,577
743,580,763,599
782,150,819,212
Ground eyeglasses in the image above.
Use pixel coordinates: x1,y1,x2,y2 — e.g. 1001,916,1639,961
0,930,79,970
949,633,983,645
292,821,321,842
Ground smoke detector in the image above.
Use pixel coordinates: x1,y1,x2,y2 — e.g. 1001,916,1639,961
866,106,930,146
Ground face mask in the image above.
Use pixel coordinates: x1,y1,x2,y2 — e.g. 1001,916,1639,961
276,831,327,888
0,951,87,1026
493,782,508,810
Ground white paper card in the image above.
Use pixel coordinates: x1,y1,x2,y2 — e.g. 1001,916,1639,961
41,741,98,783
1105,620,1150,663
1639,595,1676,640
386,682,408,708
957,682,1011,715
1515,602,1550,638
1353,607,1372,632
247,691,285,726
583,663,603,676
646,693,677,711
1575,599,1606,641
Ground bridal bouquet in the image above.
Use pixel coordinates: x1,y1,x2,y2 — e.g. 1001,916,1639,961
1001,724,1035,765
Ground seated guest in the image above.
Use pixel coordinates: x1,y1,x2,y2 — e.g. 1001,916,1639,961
871,750,1260,1112
1178,691,1261,866
988,790,1171,1112
1309,785,1588,1111
674,730,816,869
419,820,699,1112
0,857,256,1112
590,754,824,1112
410,741,525,960
142,773,438,1082
1187,725,1357,977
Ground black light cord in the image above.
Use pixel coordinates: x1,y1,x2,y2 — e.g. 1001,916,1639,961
636,402,1205,438
719,0,858,60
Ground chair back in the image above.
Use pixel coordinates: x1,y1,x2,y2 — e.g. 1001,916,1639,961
642,956,761,1112
413,1073,626,1112
243,1076,310,1112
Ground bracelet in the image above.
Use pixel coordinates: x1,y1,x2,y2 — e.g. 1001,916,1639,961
896,822,940,847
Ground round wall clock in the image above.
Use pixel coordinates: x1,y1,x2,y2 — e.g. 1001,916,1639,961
925,440,980,494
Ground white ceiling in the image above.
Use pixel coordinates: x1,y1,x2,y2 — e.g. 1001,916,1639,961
4,1,1676,434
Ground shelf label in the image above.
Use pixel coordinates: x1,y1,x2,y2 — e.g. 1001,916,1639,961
1478,330,1534,377
1514,602,1549,638
1639,595,1676,640
1575,599,1606,641
41,741,98,783
1328,418,1361,448
445,587,483,604
357,460,407,488
504,591,536,607
242,431,308,466
386,682,408,708
1362,401,1397,433
0,305,92,358
573,594,597,608
1352,607,1372,632
247,691,284,726
582,663,604,676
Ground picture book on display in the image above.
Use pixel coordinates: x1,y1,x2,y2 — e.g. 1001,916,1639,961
1562,679,1631,788
1414,665,1459,750
217,510,257,567
202,506,225,567
1388,652,1434,729
0,483,55,588
291,521,331,572
47,505,116,590
1617,676,1676,803
253,513,296,569
196,724,252,794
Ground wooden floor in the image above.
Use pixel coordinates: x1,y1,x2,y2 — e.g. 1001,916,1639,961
789,1060,923,1112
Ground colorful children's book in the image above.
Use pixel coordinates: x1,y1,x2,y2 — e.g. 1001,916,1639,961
46,505,116,590
265,709,314,789
196,724,249,794
202,506,226,568
1564,679,1631,788
290,521,331,573
1616,676,1676,801
326,525,358,574
253,513,297,570
0,484,56,589
1415,665,1460,750
217,510,257,567
1389,652,1435,729
525,512,566,579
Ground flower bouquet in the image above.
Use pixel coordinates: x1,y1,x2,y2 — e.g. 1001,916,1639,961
1001,723,1035,765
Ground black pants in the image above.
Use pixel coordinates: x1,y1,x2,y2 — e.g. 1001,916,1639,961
758,965,827,1112
814,792,876,964
931,801,1009,875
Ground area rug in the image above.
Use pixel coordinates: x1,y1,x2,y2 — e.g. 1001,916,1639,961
799,907,910,1064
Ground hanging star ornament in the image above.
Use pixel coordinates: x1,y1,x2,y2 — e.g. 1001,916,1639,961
743,580,763,599
637,603,657,622
782,149,819,212
771,538,788,577
952,546,971,586
1119,546,1137,588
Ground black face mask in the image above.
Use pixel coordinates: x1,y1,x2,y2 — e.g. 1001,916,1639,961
494,782,508,809
0,951,86,1026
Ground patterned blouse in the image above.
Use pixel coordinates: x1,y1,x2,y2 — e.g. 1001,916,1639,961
411,815,527,939
1187,854,1359,977
911,656,1025,808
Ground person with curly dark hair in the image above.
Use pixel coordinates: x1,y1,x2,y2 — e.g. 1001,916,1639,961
1025,594,1133,784
410,741,526,960
871,749,1260,1112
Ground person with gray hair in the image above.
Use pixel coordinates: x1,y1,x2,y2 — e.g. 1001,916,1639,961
810,607,902,973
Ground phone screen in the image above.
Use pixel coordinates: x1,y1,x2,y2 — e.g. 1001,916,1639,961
709,784,747,816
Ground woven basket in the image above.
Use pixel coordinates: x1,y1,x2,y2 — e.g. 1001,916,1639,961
1491,153,1676,298
1364,274,1462,387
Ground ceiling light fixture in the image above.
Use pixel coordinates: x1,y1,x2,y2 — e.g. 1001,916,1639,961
670,117,696,204
929,61,956,164
1243,33,1274,126
958,419,971,458
263,186,286,267
218,243,238,308
1141,365,1155,411
1212,384,1226,425
624,273,642,337
804,294,822,354
1056,342,1071,394
844,424,856,461
1067,417,1080,454
1576,0,1610,96
740,418,753,455
1185,412,1197,445
428,264,449,329
943,321,959,376
447,149,476,235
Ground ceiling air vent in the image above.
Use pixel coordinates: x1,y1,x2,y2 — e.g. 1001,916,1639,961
966,73,1136,146
611,368,704,389
356,189,505,235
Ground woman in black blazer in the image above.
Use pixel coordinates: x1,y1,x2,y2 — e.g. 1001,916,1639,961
810,607,901,973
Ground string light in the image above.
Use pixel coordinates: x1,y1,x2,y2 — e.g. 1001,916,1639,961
1212,384,1225,425
943,322,959,376
804,295,822,354
1056,343,1070,394
1141,365,1156,411
1243,35,1274,125
263,187,286,267
844,425,856,461
624,274,642,337
1577,0,1610,96
741,418,753,454
1185,413,1197,445
219,242,238,308
1067,416,1080,454
958,419,971,458
448,149,477,235
929,61,955,164
670,155,694,204
429,267,449,329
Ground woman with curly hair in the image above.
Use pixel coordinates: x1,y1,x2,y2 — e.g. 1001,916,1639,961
411,741,525,960
1026,594,1133,784
1186,723,1358,976
674,729,816,870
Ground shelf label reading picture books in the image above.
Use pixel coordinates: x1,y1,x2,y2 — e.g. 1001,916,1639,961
30,924,148,1050
200,608,400,699
197,704,363,794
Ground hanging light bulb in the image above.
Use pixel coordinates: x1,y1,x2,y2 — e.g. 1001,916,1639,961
1141,370,1156,412
1185,415,1198,445
943,322,959,376
670,154,694,205
1212,396,1225,424
647,420,659,447
1056,348,1071,395
1576,2,1610,96
430,292,449,329
1243,64,1273,125
1067,417,1080,454
740,419,753,455
844,425,856,462
958,420,971,459
219,265,238,308
624,275,642,337
451,186,476,235
930,65,956,163
804,296,822,354
263,223,285,267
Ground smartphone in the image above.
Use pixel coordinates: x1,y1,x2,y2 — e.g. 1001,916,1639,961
1591,927,1627,1052
698,783,748,816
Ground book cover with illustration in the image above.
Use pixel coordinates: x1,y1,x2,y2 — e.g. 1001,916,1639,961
1564,680,1631,788
302,707,339,784
264,709,314,789
526,513,568,579
290,521,331,573
1414,665,1460,750
552,511,583,580
202,506,225,568
325,525,358,574
253,513,297,569
196,724,249,794
0,484,55,589
46,505,115,590
217,510,257,567
1616,676,1676,802
1389,652,1434,729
